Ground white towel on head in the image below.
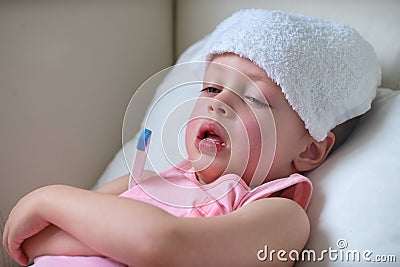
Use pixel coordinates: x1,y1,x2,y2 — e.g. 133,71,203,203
202,9,381,141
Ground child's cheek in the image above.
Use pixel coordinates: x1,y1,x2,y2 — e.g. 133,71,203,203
240,115,262,155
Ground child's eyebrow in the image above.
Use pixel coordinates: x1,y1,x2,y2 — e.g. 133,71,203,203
246,72,265,82
246,72,279,88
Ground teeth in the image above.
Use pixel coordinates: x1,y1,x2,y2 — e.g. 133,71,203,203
200,130,226,147
203,138,226,146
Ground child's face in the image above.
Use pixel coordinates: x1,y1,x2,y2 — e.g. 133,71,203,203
185,53,309,185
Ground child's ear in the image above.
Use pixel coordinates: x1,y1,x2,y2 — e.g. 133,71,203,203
293,132,335,172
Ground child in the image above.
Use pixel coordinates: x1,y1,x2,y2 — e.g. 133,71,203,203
3,9,380,267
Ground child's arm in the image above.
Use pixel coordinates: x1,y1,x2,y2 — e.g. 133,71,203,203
21,224,100,258
4,184,309,267
19,170,156,261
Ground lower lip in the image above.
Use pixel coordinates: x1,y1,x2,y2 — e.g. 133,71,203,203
195,138,226,153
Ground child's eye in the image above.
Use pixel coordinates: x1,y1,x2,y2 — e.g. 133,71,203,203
245,96,270,108
201,87,222,95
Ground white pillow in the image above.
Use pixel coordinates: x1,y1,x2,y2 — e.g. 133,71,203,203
93,38,400,265
296,88,400,266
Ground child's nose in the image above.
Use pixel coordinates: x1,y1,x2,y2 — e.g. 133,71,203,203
207,90,237,117
207,100,227,115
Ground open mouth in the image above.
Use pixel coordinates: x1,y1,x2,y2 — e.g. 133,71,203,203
196,122,227,152
201,131,226,146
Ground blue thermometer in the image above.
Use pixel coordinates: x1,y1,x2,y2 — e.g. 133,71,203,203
129,128,152,188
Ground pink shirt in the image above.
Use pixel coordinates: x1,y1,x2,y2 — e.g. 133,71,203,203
33,160,312,267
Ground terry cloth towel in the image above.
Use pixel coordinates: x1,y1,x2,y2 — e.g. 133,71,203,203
202,9,381,141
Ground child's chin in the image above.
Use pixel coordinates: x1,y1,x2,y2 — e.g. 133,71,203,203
192,162,226,182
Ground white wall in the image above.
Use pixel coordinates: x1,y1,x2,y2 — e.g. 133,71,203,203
0,0,173,240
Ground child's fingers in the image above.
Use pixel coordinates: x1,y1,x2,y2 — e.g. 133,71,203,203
3,218,29,266
9,241,29,266
7,236,29,266
2,218,10,254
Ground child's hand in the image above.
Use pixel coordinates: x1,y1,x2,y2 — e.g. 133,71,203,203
2,187,50,266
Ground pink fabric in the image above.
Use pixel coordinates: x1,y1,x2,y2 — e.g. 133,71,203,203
32,160,312,266
33,256,125,267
